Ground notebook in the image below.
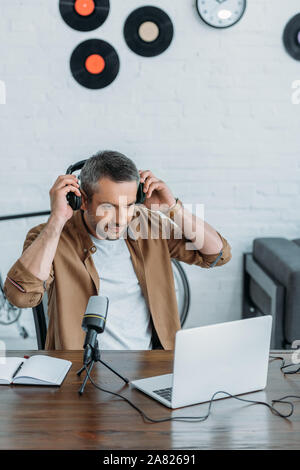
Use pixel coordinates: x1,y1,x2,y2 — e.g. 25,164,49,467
0,355,72,386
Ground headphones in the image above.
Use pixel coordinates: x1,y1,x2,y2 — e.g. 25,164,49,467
65,159,146,211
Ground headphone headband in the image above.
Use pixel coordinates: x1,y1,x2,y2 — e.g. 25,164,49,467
66,159,87,175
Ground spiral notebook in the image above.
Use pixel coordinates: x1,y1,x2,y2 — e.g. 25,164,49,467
0,355,72,386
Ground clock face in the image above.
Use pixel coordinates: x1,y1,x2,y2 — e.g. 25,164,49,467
196,0,246,28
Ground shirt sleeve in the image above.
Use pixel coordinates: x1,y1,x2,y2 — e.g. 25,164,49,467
3,224,54,308
165,218,232,269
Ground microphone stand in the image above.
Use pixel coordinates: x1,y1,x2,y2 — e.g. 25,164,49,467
77,339,129,395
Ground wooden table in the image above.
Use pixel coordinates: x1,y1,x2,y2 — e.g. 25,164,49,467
0,350,300,450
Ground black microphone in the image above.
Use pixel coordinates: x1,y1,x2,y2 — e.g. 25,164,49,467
82,296,109,365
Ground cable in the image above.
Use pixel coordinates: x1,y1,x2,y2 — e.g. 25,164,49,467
269,354,300,375
83,361,300,424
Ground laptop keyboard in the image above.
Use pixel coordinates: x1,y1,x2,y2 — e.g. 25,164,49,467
153,387,173,402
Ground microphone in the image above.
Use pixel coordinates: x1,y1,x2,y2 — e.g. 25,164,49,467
82,296,109,365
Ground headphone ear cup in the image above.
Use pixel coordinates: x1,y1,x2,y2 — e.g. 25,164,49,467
74,194,82,210
136,182,146,204
67,191,82,211
65,160,86,210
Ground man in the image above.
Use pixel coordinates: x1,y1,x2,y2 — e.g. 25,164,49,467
4,150,232,350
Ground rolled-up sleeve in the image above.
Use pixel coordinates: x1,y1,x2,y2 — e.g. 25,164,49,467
3,224,54,308
166,222,232,269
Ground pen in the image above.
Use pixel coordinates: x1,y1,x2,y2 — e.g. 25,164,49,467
12,361,24,379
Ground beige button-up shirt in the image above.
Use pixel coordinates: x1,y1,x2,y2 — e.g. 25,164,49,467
4,203,232,350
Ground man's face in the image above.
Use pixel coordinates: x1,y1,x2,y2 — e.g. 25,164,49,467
81,177,138,240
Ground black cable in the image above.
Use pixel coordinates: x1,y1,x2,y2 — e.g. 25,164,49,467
269,354,300,375
83,362,300,424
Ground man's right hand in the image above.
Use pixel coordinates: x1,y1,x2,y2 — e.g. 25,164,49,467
5,174,82,287
49,174,81,224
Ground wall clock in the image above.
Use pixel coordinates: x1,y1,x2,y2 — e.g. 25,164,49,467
196,0,246,29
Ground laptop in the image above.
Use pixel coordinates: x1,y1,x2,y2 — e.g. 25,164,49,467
130,315,272,409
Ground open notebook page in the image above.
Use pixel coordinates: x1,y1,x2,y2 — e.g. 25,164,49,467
0,357,25,384
13,355,72,385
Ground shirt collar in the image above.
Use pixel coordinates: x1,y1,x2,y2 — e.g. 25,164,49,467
67,209,95,258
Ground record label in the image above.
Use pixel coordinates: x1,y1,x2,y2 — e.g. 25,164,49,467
59,0,110,32
124,6,174,57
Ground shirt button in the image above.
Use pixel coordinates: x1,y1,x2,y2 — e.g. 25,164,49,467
91,246,96,253
83,248,88,253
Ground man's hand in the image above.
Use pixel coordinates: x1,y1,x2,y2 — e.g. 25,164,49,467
139,169,176,211
11,174,81,284
49,174,81,224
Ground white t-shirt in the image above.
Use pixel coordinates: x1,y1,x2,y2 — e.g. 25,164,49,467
90,234,153,350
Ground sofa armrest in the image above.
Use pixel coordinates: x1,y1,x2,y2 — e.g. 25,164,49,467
253,237,300,286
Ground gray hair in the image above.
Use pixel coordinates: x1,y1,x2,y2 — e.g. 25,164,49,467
80,150,140,202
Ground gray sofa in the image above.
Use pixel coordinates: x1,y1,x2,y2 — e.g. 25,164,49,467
243,237,300,349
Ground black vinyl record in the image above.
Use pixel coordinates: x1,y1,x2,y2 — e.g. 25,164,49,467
59,0,110,32
124,6,174,57
283,13,300,61
70,39,120,89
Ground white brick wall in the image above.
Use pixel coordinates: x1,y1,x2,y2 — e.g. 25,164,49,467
1,0,300,347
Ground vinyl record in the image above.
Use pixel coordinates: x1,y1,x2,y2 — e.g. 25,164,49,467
70,39,120,89
283,13,300,61
124,6,174,57
59,0,110,32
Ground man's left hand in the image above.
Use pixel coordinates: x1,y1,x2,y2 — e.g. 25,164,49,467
139,169,176,211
